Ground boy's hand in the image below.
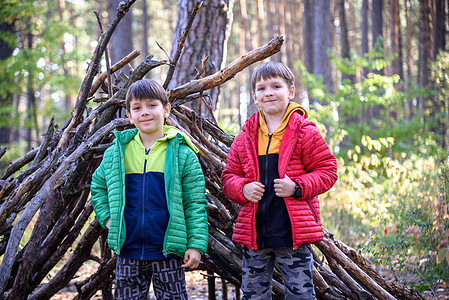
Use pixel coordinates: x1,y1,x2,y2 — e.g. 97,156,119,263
105,218,110,229
182,248,201,268
274,174,296,198
242,182,265,203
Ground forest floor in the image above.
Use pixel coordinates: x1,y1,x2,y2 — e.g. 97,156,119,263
50,261,449,299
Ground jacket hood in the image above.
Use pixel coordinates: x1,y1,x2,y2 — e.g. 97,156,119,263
113,126,198,153
259,102,308,135
242,101,308,134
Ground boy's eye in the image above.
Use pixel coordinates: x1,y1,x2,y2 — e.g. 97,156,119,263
257,87,265,91
132,106,140,110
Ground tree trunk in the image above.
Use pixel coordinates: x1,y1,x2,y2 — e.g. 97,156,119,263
433,0,446,59
404,0,413,120
371,0,384,75
312,1,334,97
142,0,149,60
418,0,431,118
390,0,403,80
238,0,257,119
361,0,369,79
303,0,314,74
109,0,134,74
336,0,354,83
167,0,234,113
0,21,15,147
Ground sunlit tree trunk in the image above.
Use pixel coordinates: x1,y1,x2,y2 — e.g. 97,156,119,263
238,0,257,118
168,0,234,113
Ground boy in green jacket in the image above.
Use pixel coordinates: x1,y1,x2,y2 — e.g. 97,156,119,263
91,79,208,299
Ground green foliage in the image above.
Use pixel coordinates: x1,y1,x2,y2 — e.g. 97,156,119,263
296,46,448,291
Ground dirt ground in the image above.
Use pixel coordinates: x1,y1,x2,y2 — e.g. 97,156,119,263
50,262,448,299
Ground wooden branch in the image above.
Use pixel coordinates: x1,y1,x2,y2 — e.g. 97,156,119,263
0,147,6,160
163,1,202,89
316,238,396,300
74,255,117,299
0,155,55,235
168,35,284,101
178,104,234,147
34,201,94,287
88,49,140,97
0,152,58,297
328,232,426,300
171,108,228,160
27,220,104,300
57,0,138,152
1,147,39,180
32,117,55,167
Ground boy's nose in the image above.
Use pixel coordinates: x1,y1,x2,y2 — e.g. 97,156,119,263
265,88,274,96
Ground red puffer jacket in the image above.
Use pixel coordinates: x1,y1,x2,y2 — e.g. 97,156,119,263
221,110,338,250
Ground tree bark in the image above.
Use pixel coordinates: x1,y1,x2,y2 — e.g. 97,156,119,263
0,21,15,148
433,0,446,59
303,0,314,74
336,0,354,83
167,0,234,111
312,1,334,97
362,0,369,78
418,0,432,117
371,0,384,75
390,0,403,80
109,0,134,74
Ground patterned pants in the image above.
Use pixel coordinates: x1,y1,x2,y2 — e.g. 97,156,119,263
241,245,315,300
114,256,188,300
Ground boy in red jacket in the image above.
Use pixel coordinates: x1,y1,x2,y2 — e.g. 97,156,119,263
221,62,338,299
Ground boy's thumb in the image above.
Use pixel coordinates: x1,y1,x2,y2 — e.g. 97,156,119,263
285,174,290,180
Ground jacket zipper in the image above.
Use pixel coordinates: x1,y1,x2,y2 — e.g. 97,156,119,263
259,134,273,248
118,142,126,252
142,148,150,259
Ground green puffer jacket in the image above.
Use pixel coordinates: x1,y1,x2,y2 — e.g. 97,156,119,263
90,127,208,258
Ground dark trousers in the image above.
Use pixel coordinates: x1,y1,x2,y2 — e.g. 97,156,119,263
241,245,315,300
114,256,188,300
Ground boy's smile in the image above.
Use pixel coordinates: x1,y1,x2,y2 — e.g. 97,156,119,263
252,76,295,119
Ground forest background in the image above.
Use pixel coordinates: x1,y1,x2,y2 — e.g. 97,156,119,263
0,0,448,296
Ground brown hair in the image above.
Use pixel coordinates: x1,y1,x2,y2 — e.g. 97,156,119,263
250,61,295,92
125,79,168,111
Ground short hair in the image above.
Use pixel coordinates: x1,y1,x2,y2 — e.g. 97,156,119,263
125,79,168,111
251,61,295,92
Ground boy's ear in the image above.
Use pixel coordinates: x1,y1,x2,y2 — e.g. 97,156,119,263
164,103,171,118
288,85,295,100
126,110,134,124
252,92,258,105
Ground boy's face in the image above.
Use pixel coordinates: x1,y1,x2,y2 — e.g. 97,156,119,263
252,76,295,119
126,98,171,136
